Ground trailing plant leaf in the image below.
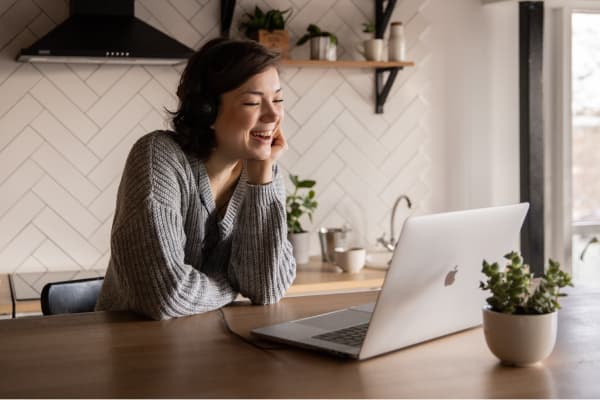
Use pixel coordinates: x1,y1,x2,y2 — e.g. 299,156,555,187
308,24,321,34
296,24,338,46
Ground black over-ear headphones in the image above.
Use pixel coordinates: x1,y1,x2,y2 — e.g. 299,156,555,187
196,95,218,126
191,39,235,127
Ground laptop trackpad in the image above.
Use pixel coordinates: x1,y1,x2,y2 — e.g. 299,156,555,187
295,309,371,331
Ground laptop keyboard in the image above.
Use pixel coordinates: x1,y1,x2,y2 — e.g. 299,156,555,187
312,323,369,348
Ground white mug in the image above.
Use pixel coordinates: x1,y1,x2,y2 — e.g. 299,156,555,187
356,39,384,61
335,247,366,274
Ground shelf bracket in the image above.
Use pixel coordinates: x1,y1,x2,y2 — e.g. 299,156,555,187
375,0,398,39
375,67,401,114
220,0,236,37
375,0,399,113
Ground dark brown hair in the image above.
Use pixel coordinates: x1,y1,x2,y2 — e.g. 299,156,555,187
169,38,280,160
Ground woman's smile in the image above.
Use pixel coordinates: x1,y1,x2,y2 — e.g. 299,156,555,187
250,128,274,143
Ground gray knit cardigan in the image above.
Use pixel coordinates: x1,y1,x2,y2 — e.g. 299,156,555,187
95,131,296,320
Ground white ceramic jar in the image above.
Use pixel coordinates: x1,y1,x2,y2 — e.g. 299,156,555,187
388,21,406,61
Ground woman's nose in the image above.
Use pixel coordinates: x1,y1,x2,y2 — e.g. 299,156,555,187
260,102,279,122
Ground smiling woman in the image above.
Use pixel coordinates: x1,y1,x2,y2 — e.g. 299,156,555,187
94,38,296,320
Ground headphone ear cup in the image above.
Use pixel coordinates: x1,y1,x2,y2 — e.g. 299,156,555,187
199,97,217,125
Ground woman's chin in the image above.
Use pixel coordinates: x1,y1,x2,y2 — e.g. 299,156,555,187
251,154,270,161
246,148,271,161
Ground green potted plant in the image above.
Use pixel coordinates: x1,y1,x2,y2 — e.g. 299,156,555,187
296,24,338,61
239,6,292,57
362,22,375,35
479,251,573,366
286,174,318,264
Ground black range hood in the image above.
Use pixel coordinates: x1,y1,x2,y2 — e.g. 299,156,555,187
17,0,195,65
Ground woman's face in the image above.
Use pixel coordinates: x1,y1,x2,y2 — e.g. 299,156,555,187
212,66,284,161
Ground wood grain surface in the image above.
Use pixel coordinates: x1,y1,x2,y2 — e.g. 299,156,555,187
1,288,599,397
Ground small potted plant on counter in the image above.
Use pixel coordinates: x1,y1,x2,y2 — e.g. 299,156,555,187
286,174,318,264
296,24,338,61
239,6,292,58
479,251,573,367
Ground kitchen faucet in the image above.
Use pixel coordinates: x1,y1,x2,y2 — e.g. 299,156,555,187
377,194,412,251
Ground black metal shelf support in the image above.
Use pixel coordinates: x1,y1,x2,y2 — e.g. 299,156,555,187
221,0,236,37
375,0,397,39
375,67,401,114
374,0,399,113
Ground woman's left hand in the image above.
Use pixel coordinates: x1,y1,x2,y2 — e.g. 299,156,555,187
247,124,288,185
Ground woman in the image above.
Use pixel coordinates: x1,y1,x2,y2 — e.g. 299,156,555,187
95,38,296,320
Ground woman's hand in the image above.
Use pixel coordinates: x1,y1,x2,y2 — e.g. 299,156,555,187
268,124,287,162
247,124,288,185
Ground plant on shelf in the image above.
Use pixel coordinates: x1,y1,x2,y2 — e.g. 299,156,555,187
296,24,338,46
239,6,292,57
479,251,573,366
239,6,292,37
286,174,318,264
362,21,375,34
296,24,338,61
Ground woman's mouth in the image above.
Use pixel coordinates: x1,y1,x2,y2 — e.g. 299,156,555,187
250,130,273,144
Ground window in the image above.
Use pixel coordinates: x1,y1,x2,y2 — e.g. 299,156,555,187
571,11,600,285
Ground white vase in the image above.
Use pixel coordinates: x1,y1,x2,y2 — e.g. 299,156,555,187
288,231,311,265
388,21,406,61
482,306,558,367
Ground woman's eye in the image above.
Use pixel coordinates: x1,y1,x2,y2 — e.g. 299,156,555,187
243,102,260,106
273,99,284,103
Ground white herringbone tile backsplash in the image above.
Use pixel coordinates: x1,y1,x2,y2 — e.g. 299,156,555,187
0,0,431,273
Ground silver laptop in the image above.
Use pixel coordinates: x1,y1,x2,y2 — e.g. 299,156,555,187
252,203,529,360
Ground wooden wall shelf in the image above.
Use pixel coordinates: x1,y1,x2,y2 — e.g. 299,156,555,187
220,0,408,113
280,59,415,69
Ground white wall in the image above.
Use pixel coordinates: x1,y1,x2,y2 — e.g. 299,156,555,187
427,0,520,212
0,0,520,273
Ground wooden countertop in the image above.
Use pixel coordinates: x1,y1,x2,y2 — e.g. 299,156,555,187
0,288,598,397
289,258,385,295
0,274,12,316
0,257,386,316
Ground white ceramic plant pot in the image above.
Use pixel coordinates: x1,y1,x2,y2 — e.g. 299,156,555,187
482,306,558,367
288,231,310,265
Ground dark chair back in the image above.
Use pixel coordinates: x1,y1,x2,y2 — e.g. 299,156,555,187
41,277,104,316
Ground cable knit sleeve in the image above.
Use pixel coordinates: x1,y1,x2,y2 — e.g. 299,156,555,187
228,165,297,304
106,199,238,320
95,133,238,320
